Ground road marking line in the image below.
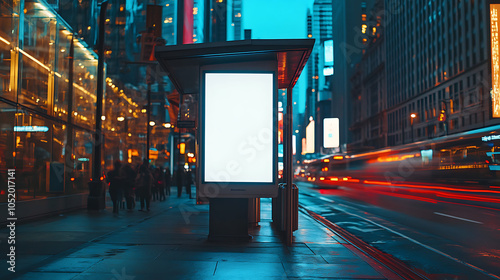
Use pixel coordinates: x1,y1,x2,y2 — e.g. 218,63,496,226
434,212,483,224
334,204,500,280
319,196,334,203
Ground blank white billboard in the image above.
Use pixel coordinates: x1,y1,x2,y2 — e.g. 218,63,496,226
305,120,315,154
324,118,339,148
204,73,274,183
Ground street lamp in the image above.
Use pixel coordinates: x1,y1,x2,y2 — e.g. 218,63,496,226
117,116,125,122
410,113,417,142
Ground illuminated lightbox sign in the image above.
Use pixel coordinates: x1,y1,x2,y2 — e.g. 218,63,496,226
324,40,333,76
491,4,500,118
201,72,276,198
14,126,49,132
482,135,500,142
305,120,315,154
323,118,339,148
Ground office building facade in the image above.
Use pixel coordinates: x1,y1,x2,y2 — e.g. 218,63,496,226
385,0,495,146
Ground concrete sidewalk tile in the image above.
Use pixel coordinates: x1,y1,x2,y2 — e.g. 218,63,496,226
321,254,371,265
156,251,282,263
286,245,316,255
279,254,329,264
66,243,171,260
84,258,217,277
214,261,286,278
13,272,79,280
15,241,85,255
283,262,385,279
0,255,51,279
4,194,393,280
306,245,359,258
33,257,102,273
213,275,288,280
72,272,186,280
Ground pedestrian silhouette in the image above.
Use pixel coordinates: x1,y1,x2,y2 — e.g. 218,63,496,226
136,164,153,211
107,160,123,214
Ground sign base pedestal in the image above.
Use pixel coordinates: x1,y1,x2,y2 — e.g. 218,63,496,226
208,198,250,241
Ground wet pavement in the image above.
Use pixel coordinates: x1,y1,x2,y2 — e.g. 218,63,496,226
1,189,400,280
297,181,500,280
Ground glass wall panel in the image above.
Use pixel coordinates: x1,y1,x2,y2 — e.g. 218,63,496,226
0,0,100,201
53,26,72,119
0,101,16,203
14,109,52,200
0,1,18,102
72,129,92,192
73,43,97,130
19,1,57,114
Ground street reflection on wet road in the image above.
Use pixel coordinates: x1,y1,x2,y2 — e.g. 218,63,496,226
298,181,500,280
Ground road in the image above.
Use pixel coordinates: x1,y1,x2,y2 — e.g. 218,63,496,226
297,181,500,280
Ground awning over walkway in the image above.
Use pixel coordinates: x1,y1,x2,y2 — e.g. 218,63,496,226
155,39,314,95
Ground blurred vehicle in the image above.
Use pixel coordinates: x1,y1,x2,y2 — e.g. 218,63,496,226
306,125,500,187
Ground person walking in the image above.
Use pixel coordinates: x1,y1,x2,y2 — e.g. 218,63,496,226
151,168,159,202
157,167,166,201
122,163,136,210
176,169,183,198
164,167,171,196
136,164,153,211
183,169,193,199
107,160,124,214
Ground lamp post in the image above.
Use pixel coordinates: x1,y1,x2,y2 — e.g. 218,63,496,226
87,0,108,211
410,113,417,142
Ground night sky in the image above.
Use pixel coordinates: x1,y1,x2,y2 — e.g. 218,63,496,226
242,0,314,114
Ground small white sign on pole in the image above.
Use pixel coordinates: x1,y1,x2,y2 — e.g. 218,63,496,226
324,118,339,148
305,120,315,154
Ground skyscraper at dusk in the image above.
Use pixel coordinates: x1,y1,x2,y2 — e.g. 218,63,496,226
384,0,494,146
331,0,374,151
311,0,333,154
349,0,386,150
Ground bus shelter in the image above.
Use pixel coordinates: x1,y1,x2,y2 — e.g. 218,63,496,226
155,39,313,245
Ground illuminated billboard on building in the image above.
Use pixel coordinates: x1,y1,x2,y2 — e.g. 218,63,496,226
324,40,334,76
200,72,277,198
323,118,339,148
305,120,315,154
491,4,500,118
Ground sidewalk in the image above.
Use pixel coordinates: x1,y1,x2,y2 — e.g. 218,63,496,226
1,189,400,280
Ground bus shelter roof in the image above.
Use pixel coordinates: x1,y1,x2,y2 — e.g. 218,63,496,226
155,39,314,95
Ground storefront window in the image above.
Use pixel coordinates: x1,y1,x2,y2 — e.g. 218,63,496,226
72,129,93,192
0,1,19,102
19,1,57,114
0,101,16,203
53,26,72,119
73,44,97,130
0,0,102,202
14,109,52,200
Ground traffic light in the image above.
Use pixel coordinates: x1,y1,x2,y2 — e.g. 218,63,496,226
439,110,446,122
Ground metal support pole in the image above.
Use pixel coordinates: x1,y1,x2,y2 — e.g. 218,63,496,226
285,87,293,246
411,119,414,143
66,35,74,175
204,0,211,42
177,128,182,195
177,0,184,45
93,0,108,180
146,82,151,161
